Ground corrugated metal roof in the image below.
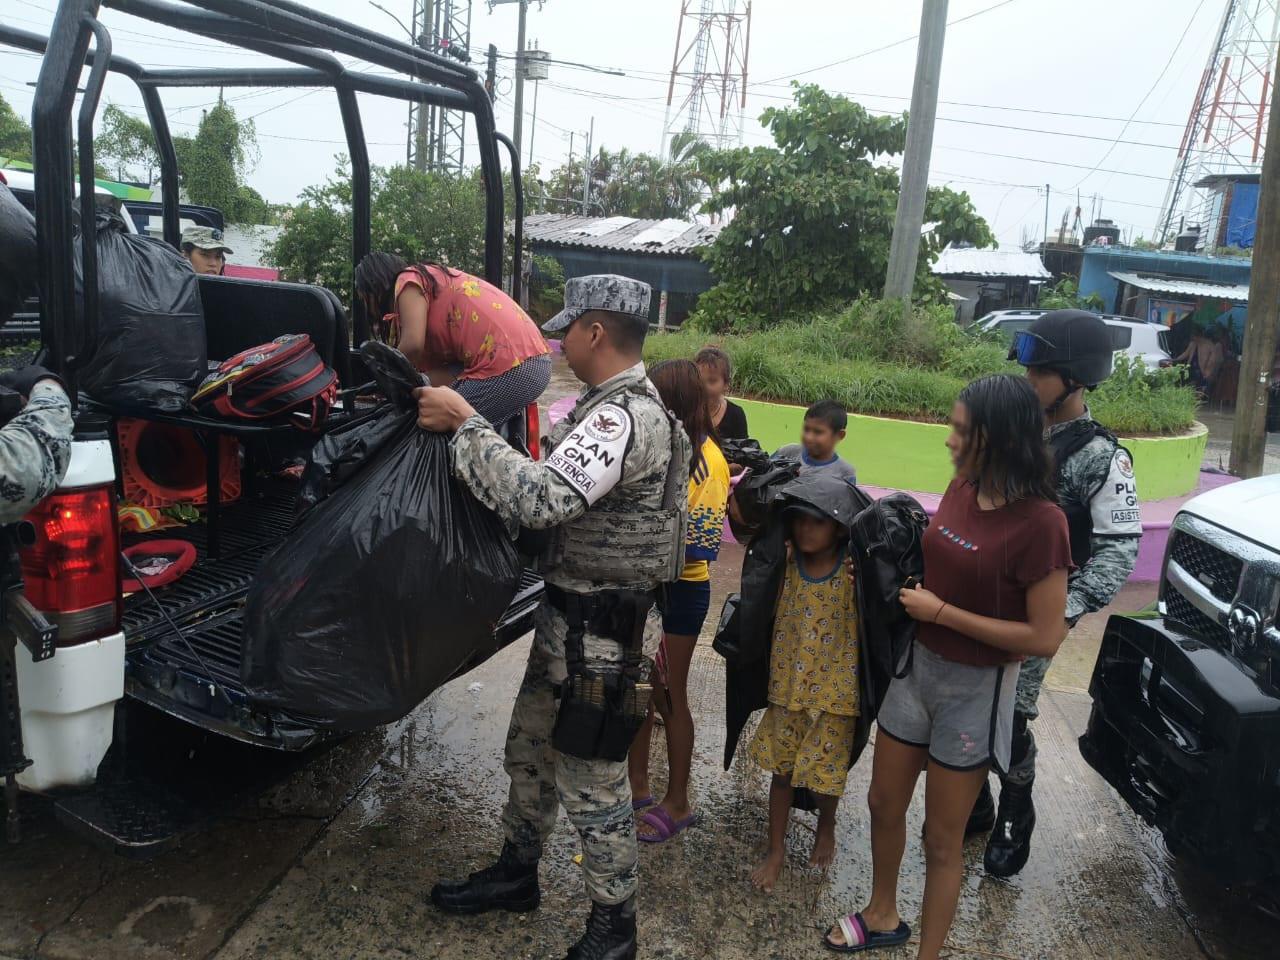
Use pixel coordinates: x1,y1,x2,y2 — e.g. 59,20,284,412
1108,271,1250,302
932,245,1052,279
523,213,723,256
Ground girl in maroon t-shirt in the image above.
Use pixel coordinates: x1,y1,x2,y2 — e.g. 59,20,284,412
825,374,1072,958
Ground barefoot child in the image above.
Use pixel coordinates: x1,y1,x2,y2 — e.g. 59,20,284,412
749,493,861,893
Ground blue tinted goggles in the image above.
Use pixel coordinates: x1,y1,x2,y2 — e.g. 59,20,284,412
1012,330,1055,366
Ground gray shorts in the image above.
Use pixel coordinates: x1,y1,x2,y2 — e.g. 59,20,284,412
876,641,1021,774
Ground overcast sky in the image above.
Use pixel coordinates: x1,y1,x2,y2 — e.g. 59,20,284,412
0,0,1232,246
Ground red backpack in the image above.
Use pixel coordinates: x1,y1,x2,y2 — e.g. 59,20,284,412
192,334,338,428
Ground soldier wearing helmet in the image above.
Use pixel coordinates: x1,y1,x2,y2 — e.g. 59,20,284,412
973,309,1141,878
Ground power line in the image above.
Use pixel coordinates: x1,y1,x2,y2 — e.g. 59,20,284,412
935,144,1172,182
1068,0,1210,189
759,0,1022,85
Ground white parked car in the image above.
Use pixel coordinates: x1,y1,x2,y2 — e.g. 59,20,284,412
974,309,1172,369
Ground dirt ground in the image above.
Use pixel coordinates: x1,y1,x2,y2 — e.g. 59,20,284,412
3,355,1278,960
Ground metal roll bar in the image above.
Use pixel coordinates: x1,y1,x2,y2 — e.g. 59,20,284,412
22,0,517,391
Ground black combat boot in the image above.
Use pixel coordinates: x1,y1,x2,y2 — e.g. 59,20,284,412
429,842,540,915
984,778,1036,878
966,779,996,837
565,896,637,960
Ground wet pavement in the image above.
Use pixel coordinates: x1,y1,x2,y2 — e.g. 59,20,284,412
2,556,1277,960
3,355,1279,959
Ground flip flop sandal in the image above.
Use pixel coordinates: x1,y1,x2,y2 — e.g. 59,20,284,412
637,806,702,844
823,913,911,954
632,795,656,813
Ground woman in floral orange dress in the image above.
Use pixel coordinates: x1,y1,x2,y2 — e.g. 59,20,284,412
355,252,551,425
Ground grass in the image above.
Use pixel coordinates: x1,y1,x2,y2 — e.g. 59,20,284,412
647,300,1199,435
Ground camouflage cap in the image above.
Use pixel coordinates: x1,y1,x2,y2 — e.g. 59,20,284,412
543,274,651,333
181,225,234,254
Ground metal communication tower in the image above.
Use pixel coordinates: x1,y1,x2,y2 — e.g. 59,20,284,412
1156,0,1280,244
662,0,753,154
409,0,474,174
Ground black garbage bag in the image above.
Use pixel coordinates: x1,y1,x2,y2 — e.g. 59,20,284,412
76,210,205,412
726,448,801,542
241,341,523,730
0,183,37,326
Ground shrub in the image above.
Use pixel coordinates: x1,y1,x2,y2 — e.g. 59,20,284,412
1089,355,1200,435
649,300,1198,435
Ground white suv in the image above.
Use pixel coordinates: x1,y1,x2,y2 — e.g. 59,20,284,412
974,309,1172,369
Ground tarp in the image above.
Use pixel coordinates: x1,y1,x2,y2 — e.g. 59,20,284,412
1226,181,1260,249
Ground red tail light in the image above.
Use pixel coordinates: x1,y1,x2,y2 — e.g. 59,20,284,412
20,485,121,645
526,402,541,461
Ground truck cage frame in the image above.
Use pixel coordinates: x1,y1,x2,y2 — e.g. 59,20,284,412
2,0,526,399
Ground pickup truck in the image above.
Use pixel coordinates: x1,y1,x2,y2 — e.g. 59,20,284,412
1,1,542,854
1080,474,1280,885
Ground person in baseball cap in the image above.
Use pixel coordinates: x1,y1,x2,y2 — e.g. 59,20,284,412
538,273,653,388
180,225,233,276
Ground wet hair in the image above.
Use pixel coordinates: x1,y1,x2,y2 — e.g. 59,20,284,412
804,399,847,433
695,346,732,384
956,374,1057,504
354,251,458,316
649,358,715,474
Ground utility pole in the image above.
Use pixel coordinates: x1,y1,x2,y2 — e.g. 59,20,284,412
485,42,498,101
414,0,434,172
1231,61,1280,478
883,0,948,301
529,73,539,168
1043,183,1050,246
489,1,542,164
513,0,528,158
581,116,594,214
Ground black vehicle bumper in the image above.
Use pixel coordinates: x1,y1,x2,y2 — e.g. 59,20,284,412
1080,614,1280,884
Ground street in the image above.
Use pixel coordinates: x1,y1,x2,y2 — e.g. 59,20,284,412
1,554,1277,960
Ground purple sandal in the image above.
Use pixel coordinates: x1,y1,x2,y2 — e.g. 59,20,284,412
637,806,701,844
632,795,656,813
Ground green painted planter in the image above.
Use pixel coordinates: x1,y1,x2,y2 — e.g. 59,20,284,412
735,398,1208,500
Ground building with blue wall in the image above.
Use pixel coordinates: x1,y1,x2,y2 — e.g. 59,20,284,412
1078,245,1250,348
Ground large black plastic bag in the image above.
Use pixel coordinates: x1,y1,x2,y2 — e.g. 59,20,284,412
77,210,205,412
241,342,523,730
0,184,37,326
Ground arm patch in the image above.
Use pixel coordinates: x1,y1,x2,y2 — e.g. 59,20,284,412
545,402,632,505
1091,447,1142,536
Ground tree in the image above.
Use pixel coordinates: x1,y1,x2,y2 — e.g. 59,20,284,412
0,93,32,164
173,100,268,223
1038,277,1104,312
269,160,487,301
95,103,159,183
541,132,707,219
693,84,994,330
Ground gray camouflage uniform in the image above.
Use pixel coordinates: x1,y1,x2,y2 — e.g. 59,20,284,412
449,277,684,907
0,381,73,524
1008,409,1140,785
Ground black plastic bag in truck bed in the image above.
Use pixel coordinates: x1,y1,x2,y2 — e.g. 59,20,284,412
122,480,542,751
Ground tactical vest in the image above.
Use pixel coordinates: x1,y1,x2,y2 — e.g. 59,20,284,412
540,377,691,587
1048,418,1126,569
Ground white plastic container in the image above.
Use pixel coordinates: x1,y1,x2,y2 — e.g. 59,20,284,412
16,631,125,791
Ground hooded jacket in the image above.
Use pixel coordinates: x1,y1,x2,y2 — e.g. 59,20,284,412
715,472,898,776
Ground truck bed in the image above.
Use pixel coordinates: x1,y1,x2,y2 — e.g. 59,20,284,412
121,480,543,750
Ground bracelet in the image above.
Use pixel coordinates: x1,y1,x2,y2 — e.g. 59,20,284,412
933,602,948,624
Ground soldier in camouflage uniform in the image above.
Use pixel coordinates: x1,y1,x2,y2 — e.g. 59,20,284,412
418,275,690,960
975,310,1141,878
0,366,73,523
